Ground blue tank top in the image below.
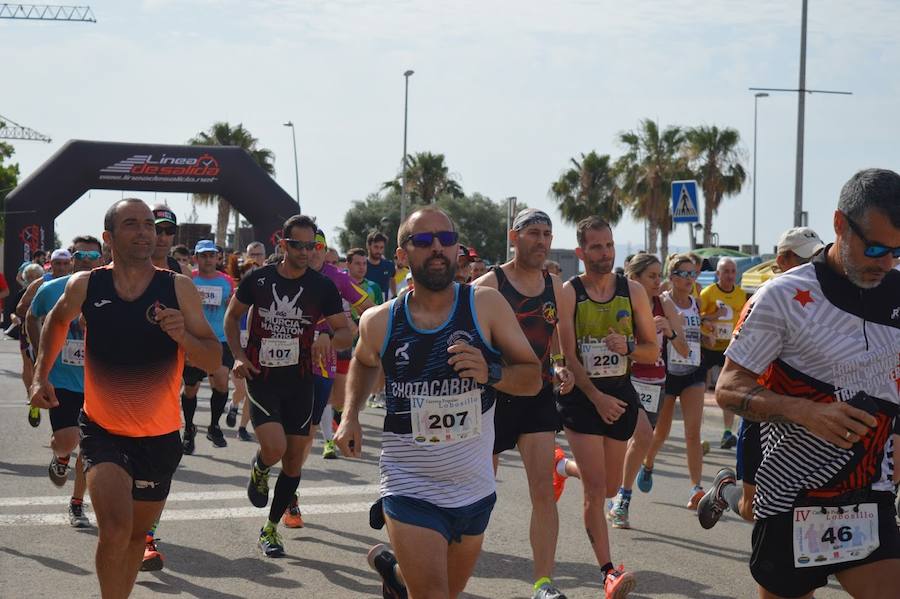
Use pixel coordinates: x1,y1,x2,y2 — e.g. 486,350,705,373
379,283,501,508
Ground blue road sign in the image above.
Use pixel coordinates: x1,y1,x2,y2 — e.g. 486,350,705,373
671,180,699,223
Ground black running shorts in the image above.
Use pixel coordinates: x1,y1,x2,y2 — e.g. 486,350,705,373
78,412,183,502
493,383,561,454
750,491,900,598
556,377,638,441
49,388,84,432
247,376,315,436
701,347,727,371
664,368,707,397
183,342,234,385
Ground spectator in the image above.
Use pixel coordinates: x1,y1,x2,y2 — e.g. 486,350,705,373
245,241,267,268
171,245,192,272
365,231,396,299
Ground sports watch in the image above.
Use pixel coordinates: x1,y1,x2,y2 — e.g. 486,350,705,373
486,362,503,387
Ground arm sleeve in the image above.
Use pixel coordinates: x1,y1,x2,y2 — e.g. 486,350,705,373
723,283,788,375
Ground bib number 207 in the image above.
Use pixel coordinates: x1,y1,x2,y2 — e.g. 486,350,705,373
428,412,468,430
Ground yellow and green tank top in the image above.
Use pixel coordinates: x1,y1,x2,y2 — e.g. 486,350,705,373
570,274,634,380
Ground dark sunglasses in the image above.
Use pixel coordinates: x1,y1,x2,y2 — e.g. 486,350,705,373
844,214,900,259
156,225,176,236
72,251,101,261
671,269,697,279
284,239,317,251
403,231,459,248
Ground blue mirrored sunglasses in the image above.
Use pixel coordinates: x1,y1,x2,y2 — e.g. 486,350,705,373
403,231,459,248
844,215,900,258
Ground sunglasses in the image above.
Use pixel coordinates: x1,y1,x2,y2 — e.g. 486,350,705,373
671,269,697,279
403,231,459,248
284,239,318,251
72,250,101,261
156,225,176,236
844,214,900,259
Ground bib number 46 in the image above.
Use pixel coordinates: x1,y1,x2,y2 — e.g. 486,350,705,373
820,526,853,544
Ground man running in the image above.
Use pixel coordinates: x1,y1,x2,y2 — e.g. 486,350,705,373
27,235,103,528
181,240,237,453
224,214,352,557
715,169,900,598
367,231,396,300
556,216,657,598
151,205,191,276
473,208,573,599
30,198,221,598
349,248,384,305
335,206,542,599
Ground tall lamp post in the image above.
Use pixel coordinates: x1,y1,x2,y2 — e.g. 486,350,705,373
752,92,768,255
400,69,414,223
283,121,301,211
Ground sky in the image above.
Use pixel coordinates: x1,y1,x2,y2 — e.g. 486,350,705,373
2,0,899,263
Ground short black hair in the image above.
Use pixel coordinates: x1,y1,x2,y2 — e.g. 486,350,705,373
282,214,318,240
171,244,190,258
33,249,46,259
575,215,611,248
838,168,900,228
71,235,102,251
104,198,147,233
367,231,388,246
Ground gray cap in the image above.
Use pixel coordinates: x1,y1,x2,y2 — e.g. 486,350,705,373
512,208,552,231
777,227,825,259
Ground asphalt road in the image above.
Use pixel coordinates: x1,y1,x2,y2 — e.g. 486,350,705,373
0,338,852,598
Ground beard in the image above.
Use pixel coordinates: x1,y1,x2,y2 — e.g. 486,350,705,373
839,242,887,289
412,255,456,291
586,257,613,275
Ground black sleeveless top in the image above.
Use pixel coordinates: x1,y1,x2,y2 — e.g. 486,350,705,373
492,266,558,383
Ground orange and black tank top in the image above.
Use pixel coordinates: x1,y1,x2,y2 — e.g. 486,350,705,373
82,266,184,437
493,266,558,383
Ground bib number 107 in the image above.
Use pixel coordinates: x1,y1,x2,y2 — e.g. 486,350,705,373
428,411,468,430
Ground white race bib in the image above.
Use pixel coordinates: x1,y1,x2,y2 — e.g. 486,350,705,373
240,329,249,349
62,339,85,366
581,341,627,378
792,503,880,568
669,340,701,367
410,389,482,445
259,337,299,367
715,322,733,342
632,379,662,413
197,285,223,307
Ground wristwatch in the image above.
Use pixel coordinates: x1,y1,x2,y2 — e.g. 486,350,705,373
625,340,635,356
666,330,678,341
486,362,503,387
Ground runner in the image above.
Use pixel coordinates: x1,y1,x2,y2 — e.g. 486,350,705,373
151,205,191,276
713,168,900,598
367,231,396,299
17,264,46,427
27,235,103,528
349,248,385,306
641,254,708,510
224,214,352,557
697,226,825,528
180,240,237,454
554,216,657,598
473,208,574,599
170,245,192,272
29,198,221,598
226,259,260,442
246,241,267,268
334,205,542,599
699,257,748,449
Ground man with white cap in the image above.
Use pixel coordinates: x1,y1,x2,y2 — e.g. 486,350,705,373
774,226,826,272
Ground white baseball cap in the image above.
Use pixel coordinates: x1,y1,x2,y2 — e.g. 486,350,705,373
776,227,825,259
50,249,72,261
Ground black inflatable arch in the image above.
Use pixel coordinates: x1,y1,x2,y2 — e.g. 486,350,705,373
4,139,299,287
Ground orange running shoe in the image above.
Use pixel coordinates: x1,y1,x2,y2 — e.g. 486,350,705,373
604,564,635,599
687,487,705,511
552,445,567,502
282,497,304,528
140,535,163,572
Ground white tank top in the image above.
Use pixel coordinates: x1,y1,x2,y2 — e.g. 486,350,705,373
665,291,702,375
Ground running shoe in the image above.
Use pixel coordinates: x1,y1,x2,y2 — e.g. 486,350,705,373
28,405,41,428
697,467,736,529
140,536,164,571
282,496,304,528
552,445,567,502
258,524,285,558
48,456,69,487
687,486,705,511
604,565,635,599
247,458,270,508
720,431,737,450
226,405,238,428
371,392,386,409
182,424,196,455
68,500,90,528
238,427,254,442
367,543,407,599
322,439,338,460
636,464,653,493
608,495,631,530
533,581,567,599
206,425,227,448
701,440,710,455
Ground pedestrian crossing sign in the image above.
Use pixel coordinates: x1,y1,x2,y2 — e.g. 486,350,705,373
671,180,699,223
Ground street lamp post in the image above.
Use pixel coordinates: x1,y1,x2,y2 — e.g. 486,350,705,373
283,121,301,212
400,70,414,223
752,92,768,255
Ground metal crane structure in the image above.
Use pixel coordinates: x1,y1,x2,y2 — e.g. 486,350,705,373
0,114,51,143
0,3,95,21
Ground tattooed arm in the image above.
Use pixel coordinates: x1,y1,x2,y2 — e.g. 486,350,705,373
716,357,877,450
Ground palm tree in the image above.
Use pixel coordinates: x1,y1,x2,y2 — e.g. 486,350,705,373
189,122,275,246
549,151,622,227
615,119,688,258
382,151,463,204
684,126,747,247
